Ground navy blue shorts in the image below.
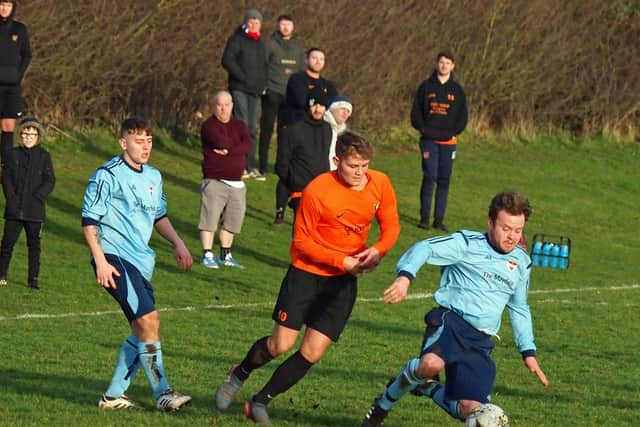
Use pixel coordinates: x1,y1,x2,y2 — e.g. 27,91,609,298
272,265,357,342
92,254,156,322
421,307,496,403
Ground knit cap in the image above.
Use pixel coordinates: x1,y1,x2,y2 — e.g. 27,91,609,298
307,86,329,108
329,95,353,114
244,8,263,22
18,117,45,138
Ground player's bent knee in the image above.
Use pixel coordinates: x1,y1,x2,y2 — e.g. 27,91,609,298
267,336,295,357
418,353,445,378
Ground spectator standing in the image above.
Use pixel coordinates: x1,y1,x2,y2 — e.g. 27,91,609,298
275,87,332,216
411,50,467,232
0,0,32,165
0,117,54,290
258,14,304,179
221,8,267,180
274,47,337,225
324,95,352,170
199,91,252,270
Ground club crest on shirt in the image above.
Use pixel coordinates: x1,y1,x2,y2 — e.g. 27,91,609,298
12,34,18,42
507,259,518,271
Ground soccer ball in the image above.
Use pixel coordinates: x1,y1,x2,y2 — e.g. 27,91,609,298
465,403,509,427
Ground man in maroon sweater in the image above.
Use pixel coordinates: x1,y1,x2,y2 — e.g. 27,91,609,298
199,91,252,269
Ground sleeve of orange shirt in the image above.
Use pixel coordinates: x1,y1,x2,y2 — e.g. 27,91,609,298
371,173,400,257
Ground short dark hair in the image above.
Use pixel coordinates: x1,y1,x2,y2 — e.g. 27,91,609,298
335,131,374,160
120,117,152,138
488,189,532,221
278,14,293,22
437,50,455,62
306,47,326,58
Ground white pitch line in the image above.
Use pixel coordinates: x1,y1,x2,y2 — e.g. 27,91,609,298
1,284,638,322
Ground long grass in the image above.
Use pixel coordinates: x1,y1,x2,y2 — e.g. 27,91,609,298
0,129,638,426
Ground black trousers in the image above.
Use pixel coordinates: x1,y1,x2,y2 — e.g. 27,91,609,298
259,90,285,174
0,219,42,282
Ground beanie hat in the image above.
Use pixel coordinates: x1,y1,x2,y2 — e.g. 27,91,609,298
307,86,329,108
18,117,45,139
244,8,263,22
329,95,353,114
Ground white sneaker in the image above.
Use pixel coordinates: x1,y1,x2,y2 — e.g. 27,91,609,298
220,253,245,269
241,170,251,180
98,394,141,410
201,252,219,269
156,389,192,412
251,169,266,182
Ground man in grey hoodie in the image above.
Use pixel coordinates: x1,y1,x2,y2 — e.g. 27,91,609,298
258,14,304,179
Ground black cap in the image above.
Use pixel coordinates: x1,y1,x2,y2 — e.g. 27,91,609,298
307,86,329,108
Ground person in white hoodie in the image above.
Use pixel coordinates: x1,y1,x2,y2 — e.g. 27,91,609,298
323,95,352,170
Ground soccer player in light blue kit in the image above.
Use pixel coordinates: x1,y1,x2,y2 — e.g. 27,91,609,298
82,118,193,411
362,189,549,426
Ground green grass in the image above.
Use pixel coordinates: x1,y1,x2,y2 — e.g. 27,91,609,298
0,129,638,426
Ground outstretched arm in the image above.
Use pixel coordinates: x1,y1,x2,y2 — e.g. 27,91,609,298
383,275,411,304
154,217,193,272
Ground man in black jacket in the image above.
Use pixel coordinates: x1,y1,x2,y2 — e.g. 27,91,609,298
258,14,304,179
273,47,337,226
0,0,31,165
222,8,268,180
276,86,332,215
0,117,55,289
411,50,467,232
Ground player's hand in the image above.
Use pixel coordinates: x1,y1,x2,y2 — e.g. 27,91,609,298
343,256,363,277
383,276,411,304
95,260,120,289
213,148,229,156
174,240,193,272
354,247,381,272
523,356,549,387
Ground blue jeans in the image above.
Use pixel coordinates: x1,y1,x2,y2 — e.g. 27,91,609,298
419,139,456,222
231,90,261,170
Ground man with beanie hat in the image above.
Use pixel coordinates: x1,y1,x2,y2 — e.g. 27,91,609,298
258,14,305,179
274,86,332,216
273,47,337,226
0,117,55,289
0,0,32,169
222,8,268,180
324,95,353,170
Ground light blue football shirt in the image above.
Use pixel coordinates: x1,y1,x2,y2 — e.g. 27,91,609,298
81,156,167,281
397,230,536,353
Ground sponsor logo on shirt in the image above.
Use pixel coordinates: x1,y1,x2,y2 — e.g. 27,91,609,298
507,260,518,271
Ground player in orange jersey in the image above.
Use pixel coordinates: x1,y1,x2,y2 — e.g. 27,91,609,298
214,131,400,424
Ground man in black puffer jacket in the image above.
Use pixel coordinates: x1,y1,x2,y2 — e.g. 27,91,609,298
222,8,268,179
276,87,332,216
0,0,31,164
0,117,55,290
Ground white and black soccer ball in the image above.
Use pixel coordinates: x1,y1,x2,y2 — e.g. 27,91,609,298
465,403,509,427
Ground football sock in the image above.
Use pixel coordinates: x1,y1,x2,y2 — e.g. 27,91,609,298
220,247,231,259
252,350,313,404
105,334,141,398
235,336,273,382
430,385,462,419
138,341,171,399
378,358,424,411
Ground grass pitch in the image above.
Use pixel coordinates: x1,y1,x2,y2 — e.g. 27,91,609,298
0,130,638,426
